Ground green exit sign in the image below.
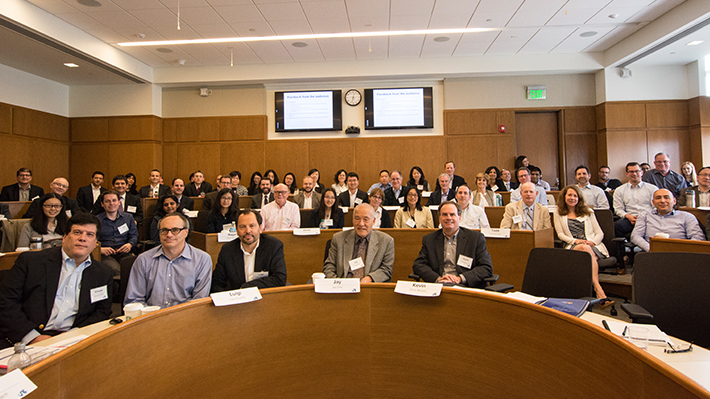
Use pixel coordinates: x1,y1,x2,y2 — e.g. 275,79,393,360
526,85,546,100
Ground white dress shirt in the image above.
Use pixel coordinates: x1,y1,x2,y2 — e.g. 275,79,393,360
260,201,301,231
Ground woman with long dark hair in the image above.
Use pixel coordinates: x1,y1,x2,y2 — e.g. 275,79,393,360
17,193,66,249
407,166,430,192
247,172,263,195
125,172,138,195
264,169,279,186
150,194,182,241
393,186,434,228
311,188,343,229
283,172,298,194
332,169,348,196
207,189,239,233
553,185,611,304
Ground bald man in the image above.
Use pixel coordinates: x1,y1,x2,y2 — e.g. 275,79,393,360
22,177,81,218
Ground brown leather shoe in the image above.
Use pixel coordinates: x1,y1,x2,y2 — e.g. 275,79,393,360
617,267,627,275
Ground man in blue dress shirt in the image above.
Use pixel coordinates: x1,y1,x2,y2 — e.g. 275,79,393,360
97,190,138,278
631,189,705,252
124,213,212,308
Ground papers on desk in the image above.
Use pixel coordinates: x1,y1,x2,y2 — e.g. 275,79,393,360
480,228,511,238
603,320,671,346
0,335,88,374
506,291,546,304
0,369,37,397
342,227,354,231
504,292,588,316
293,228,320,236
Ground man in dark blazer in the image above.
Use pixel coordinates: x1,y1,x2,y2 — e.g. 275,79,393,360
336,172,369,208
0,167,44,201
138,169,171,198
413,201,493,288
203,175,233,211
92,175,142,224
0,213,113,348
23,177,81,218
434,161,467,192
77,171,107,213
293,176,321,209
427,173,456,206
171,178,194,211
184,170,212,197
383,171,405,206
211,210,287,291
250,178,274,209
500,169,518,192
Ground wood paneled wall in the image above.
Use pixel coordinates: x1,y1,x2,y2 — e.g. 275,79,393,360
597,100,692,180
0,102,69,193
688,96,710,168
564,107,598,186
69,116,163,197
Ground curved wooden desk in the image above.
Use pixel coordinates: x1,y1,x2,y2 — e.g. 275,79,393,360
25,285,709,398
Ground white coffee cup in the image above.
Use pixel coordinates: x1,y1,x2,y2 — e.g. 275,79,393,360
141,306,161,315
311,272,325,283
654,232,670,239
123,303,143,320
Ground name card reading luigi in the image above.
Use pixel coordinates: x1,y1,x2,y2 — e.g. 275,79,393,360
211,286,262,306
395,281,443,297
314,278,360,294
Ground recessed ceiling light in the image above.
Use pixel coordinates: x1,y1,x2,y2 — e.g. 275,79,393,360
292,42,308,48
580,31,597,38
63,63,79,68
76,0,101,6
156,48,173,53
670,51,676,54
136,33,146,39
433,36,450,42
687,40,704,46
608,14,619,19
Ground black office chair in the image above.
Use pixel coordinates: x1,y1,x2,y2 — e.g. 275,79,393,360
621,252,710,348
519,248,595,298
115,254,137,304
593,209,624,274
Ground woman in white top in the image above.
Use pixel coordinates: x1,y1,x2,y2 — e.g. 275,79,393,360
331,169,348,196
553,185,611,303
394,187,434,229
368,188,392,228
471,173,496,207
17,193,66,249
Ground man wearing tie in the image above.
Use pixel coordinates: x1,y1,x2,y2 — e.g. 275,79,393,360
250,178,274,209
323,204,394,283
501,182,551,230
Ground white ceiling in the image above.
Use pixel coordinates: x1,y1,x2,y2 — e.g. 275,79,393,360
3,0,710,86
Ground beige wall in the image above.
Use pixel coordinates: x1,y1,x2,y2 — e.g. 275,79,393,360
162,86,266,118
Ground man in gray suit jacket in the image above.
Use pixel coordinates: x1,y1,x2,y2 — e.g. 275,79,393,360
293,176,321,209
323,204,394,283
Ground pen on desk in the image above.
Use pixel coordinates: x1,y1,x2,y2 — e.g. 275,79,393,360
602,320,611,331
622,326,628,337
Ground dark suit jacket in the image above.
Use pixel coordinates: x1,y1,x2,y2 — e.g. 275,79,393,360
23,195,81,219
412,227,493,288
336,190,369,208
211,234,287,291
176,195,195,211
92,193,143,223
383,186,405,207
0,184,44,202
427,189,455,206
138,184,170,199
0,247,113,348
76,185,106,213
596,179,622,191
434,174,467,192
250,192,274,209
309,207,345,229
184,182,213,197
378,207,392,228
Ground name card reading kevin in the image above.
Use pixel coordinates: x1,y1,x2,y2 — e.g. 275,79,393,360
314,278,360,294
211,287,262,306
395,281,443,297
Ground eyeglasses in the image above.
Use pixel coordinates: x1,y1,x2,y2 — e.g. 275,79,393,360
274,190,289,195
18,173,31,177
43,204,63,209
370,196,382,200
698,173,710,178
627,170,642,174
52,183,69,189
159,227,187,235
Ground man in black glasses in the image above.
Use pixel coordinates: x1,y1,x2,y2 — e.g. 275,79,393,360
124,213,212,308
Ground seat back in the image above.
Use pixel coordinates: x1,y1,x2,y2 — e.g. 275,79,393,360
633,252,710,348
193,210,209,233
521,248,594,298
0,219,32,252
117,254,137,304
594,209,617,258
324,239,332,263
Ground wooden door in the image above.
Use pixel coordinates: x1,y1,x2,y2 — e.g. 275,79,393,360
515,112,559,189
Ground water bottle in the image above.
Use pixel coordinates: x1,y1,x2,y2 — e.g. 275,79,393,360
7,342,32,372
686,190,696,208
29,236,42,251
229,221,236,233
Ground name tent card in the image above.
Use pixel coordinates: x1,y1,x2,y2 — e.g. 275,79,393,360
395,281,442,297
480,228,511,238
211,287,262,306
314,278,360,293
217,230,239,242
0,370,37,397
293,228,321,236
